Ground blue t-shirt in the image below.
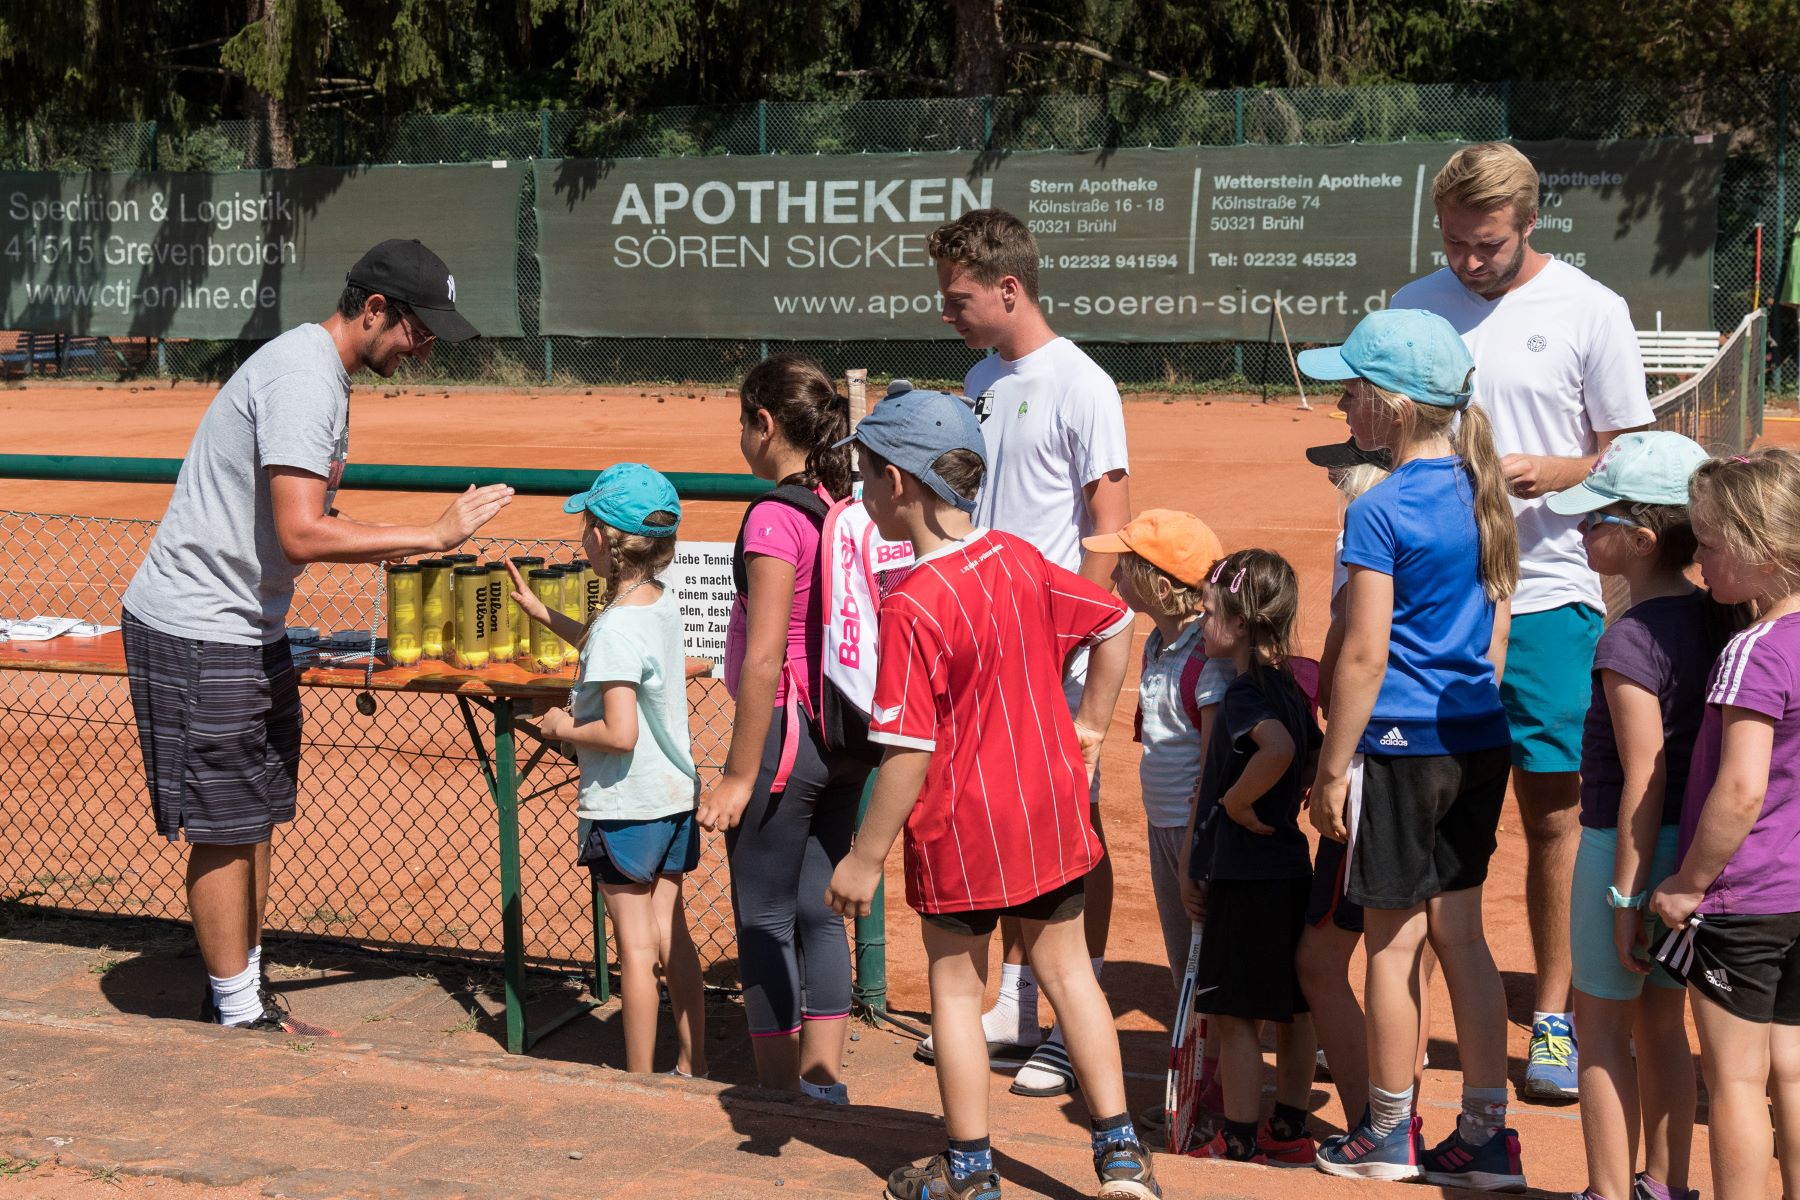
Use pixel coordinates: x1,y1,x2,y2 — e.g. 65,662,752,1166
1340,455,1509,757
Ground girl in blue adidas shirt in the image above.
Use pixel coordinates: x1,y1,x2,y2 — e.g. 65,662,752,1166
1300,310,1523,1190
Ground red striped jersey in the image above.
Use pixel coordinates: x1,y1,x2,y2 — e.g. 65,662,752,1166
868,528,1132,913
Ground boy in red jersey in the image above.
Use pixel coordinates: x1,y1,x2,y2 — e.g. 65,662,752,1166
824,384,1158,1200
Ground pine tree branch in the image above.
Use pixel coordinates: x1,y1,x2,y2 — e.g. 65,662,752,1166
1004,40,1171,83
833,68,951,92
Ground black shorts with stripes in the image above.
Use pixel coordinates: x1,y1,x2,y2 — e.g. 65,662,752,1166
122,608,301,846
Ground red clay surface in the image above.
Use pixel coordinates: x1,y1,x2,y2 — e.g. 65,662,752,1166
2,378,1796,1196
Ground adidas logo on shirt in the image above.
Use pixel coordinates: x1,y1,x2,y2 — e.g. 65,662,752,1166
1378,727,1409,748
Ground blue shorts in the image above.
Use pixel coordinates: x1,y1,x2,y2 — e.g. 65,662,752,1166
1500,604,1603,773
1570,825,1684,1000
578,811,700,886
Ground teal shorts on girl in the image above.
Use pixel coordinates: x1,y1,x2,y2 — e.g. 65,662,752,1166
578,811,701,887
1570,824,1684,1000
1501,603,1605,773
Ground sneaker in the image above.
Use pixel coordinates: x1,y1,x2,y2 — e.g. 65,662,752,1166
1094,1139,1162,1199
1256,1123,1317,1168
1522,1015,1578,1102
239,988,341,1038
1634,1173,1700,1200
1185,1130,1265,1164
1008,1032,1075,1097
913,1030,1041,1069
800,1079,849,1105
884,1154,1001,1200
1421,1126,1527,1192
1313,1113,1424,1182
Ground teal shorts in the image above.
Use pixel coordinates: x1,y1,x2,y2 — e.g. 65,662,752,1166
1501,603,1603,773
1570,825,1684,1000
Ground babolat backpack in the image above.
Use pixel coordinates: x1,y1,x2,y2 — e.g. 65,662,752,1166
731,481,913,784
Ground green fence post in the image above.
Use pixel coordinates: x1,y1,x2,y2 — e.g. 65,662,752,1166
1233,89,1247,380
851,771,887,1015
1500,80,1513,140
757,99,768,154
147,121,157,171
1775,75,1789,395
984,95,995,148
541,110,554,384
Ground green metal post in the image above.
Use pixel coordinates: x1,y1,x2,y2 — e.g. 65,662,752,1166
983,96,995,148
541,110,554,386
1234,89,1246,380
1775,75,1789,395
851,771,888,1013
494,698,528,1054
1500,80,1512,140
147,121,157,171
757,99,768,154
592,877,610,1004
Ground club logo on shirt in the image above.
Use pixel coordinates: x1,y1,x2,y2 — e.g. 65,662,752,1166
1526,334,1547,352
875,703,902,723
1379,726,1409,748
1016,399,1030,417
972,388,996,423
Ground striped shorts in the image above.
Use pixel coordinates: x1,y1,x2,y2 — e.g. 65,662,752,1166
122,608,301,846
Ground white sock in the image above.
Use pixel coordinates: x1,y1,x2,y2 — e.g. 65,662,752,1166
799,1077,847,1104
210,963,262,1026
1532,1010,1573,1031
248,944,262,979
982,964,1038,1043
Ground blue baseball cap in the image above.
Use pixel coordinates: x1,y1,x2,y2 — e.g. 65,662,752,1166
1546,431,1710,515
833,379,987,513
1297,309,1476,408
562,463,681,535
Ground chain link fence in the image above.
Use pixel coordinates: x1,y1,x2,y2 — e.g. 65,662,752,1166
2,80,1795,392
0,510,746,984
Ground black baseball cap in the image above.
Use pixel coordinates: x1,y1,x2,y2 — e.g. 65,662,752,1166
345,238,478,342
1304,436,1393,471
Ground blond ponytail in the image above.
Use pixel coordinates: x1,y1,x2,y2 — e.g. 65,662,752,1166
1452,402,1519,602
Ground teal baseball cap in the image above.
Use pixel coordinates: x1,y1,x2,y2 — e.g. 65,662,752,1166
562,463,682,535
1297,309,1476,408
1546,431,1710,515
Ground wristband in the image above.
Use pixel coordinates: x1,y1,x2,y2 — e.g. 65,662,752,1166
1607,886,1646,910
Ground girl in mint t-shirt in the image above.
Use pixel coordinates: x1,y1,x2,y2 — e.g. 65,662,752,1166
507,464,706,1081
1651,448,1800,1200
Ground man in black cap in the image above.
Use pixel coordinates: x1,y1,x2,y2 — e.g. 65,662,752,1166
120,239,512,1034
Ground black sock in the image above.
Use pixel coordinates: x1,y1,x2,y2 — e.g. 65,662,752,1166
1222,1118,1259,1160
1270,1102,1308,1142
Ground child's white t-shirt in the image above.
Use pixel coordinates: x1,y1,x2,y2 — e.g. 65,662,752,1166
571,587,699,821
1136,620,1236,828
1391,260,1652,616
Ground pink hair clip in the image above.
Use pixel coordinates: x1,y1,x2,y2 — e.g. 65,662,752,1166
1230,567,1246,594
1209,559,1229,585
1730,454,1752,464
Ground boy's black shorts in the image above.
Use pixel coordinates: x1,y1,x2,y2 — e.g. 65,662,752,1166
1306,836,1364,934
922,874,1086,937
1196,876,1311,1022
1346,747,1509,910
1656,910,1800,1026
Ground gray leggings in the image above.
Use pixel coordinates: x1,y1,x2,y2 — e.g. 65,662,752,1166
725,706,868,1035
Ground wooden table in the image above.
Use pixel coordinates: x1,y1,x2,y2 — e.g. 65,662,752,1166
0,630,593,1054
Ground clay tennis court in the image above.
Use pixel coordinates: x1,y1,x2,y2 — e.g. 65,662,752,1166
2,377,1795,1194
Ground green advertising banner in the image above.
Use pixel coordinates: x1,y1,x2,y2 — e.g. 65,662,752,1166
1,162,525,338
536,139,1721,341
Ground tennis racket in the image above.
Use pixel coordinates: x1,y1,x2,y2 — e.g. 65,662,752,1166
1165,922,1205,1155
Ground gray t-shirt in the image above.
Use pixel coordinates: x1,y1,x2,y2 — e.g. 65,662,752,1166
572,586,700,821
124,324,350,645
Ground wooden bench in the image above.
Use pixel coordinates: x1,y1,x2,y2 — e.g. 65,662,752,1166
1637,327,1722,380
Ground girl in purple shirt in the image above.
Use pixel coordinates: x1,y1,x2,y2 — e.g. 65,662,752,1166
1651,448,1800,1200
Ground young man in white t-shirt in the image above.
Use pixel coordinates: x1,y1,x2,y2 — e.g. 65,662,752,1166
1392,143,1652,1102
914,208,1133,1098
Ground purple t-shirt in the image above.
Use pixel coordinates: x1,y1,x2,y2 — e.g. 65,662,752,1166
1677,613,1800,915
723,487,826,709
1579,590,1718,830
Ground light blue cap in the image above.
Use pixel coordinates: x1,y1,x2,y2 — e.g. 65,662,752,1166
1545,431,1711,515
562,463,681,536
1297,308,1476,408
833,379,987,513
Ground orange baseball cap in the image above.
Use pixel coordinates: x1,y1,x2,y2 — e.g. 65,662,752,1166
1081,509,1223,587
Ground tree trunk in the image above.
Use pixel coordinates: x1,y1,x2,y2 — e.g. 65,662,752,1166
241,0,299,168
950,0,1006,98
